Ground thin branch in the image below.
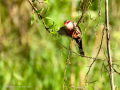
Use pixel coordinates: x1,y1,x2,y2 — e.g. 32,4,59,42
57,36,106,61
28,0,50,32
113,64,120,70
77,0,92,25
86,26,105,76
63,39,72,90
105,0,115,89
103,62,109,73
85,80,99,84
113,68,120,75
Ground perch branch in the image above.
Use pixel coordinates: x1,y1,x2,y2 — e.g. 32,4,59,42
57,36,106,61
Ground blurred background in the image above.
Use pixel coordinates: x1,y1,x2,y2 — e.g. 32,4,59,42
0,0,120,90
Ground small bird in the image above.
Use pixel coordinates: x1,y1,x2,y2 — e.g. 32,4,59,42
58,20,85,56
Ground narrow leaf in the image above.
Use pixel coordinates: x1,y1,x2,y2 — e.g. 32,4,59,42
45,17,52,21
44,6,50,14
36,8,44,13
44,1,51,5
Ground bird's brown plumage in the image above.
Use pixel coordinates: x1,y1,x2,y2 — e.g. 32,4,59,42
58,21,85,56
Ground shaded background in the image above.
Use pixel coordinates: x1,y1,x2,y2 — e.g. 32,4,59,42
0,0,120,90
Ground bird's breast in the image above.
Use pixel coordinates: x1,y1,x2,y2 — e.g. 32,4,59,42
70,30,74,36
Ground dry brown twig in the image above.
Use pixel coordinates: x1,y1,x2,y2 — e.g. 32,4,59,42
57,36,106,61
113,68,120,75
85,80,104,85
77,0,92,25
63,38,72,90
86,25,105,76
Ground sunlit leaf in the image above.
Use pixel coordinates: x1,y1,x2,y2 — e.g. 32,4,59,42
44,1,51,5
36,8,44,13
44,0,49,1
45,17,52,21
51,31,58,36
49,21,55,28
45,17,55,28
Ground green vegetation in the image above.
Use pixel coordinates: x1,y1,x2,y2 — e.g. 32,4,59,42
0,0,120,90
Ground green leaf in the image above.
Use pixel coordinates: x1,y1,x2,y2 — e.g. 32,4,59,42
45,17,52,21
44,6,50,14
50,28,59,36
44,1,51,5
36,8,44,13
49,21,55,28
45,17,55,28
31,14,34,25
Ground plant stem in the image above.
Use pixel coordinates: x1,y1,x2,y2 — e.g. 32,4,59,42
105,0,115,90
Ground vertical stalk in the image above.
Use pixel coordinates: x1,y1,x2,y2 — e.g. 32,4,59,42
105,0,115,90
71,0,76,86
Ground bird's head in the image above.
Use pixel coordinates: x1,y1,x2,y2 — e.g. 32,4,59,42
64,20,73,30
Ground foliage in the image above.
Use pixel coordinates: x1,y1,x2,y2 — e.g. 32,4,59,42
0,0,120,90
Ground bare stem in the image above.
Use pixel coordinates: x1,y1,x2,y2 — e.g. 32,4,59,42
105,0,115,90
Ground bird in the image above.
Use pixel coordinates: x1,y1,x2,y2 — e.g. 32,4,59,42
58,20,85,56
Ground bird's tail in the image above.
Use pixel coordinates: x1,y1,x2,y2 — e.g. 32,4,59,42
75,38,85,57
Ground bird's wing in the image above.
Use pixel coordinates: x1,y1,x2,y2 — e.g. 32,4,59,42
58,26,70,36
72,22,82,38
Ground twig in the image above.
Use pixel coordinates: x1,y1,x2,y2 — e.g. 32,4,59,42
63,38,73,90
57,36,106,61
86,26,105,76
105,0,115,89
85,80,99,84
103,62,109,73
28,0,50,32
77,0,92,25
113,68,120,75
113,64,120,70
63,60,68,90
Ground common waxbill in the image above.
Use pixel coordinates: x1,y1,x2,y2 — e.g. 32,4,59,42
58,20,85,56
